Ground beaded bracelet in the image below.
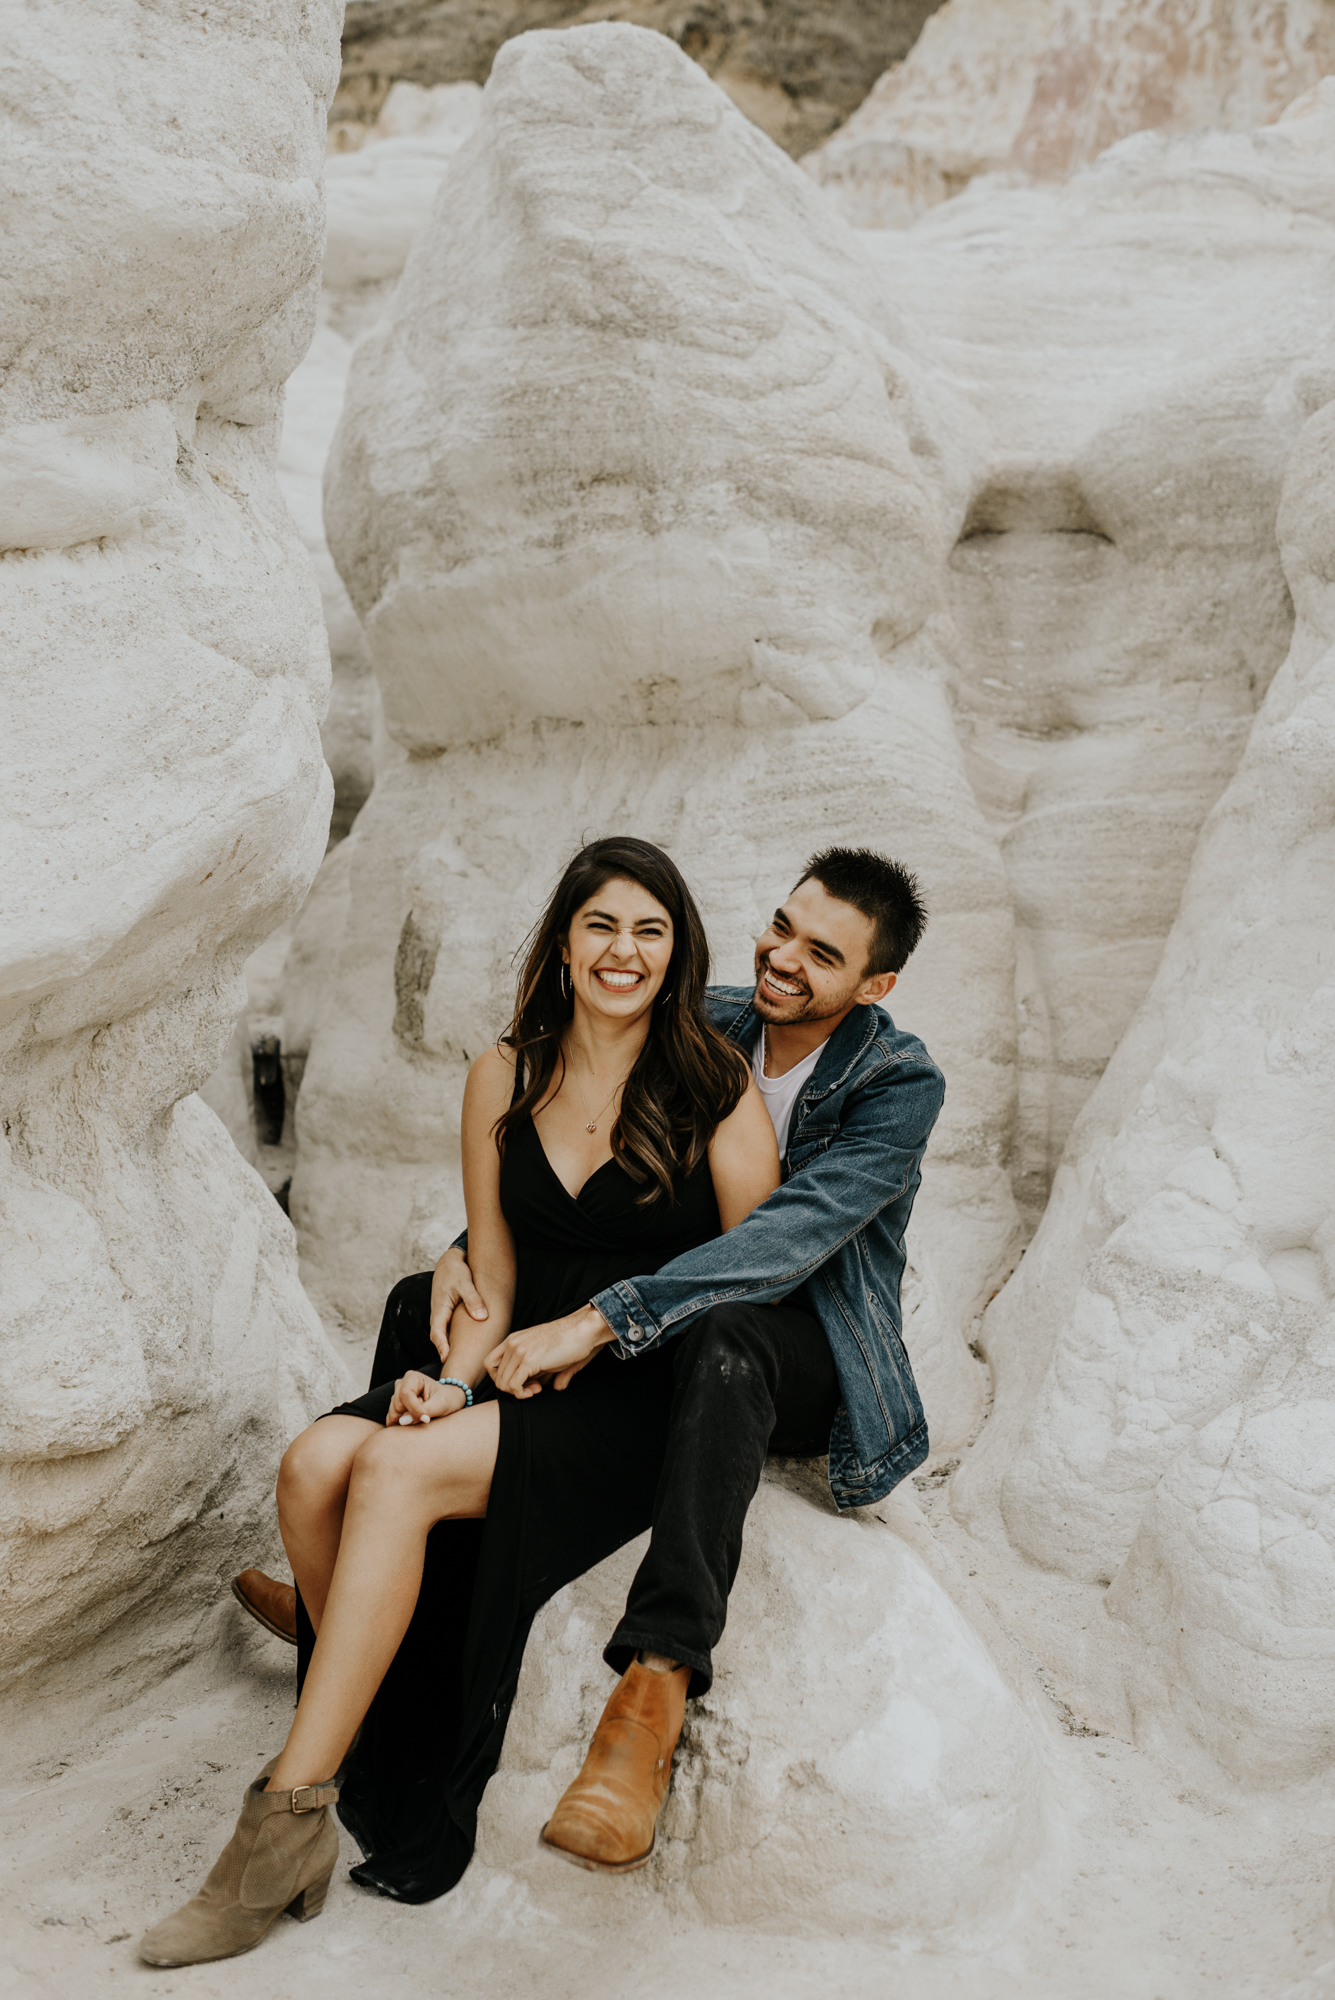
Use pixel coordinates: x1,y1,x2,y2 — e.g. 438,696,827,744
438,1376,474,1407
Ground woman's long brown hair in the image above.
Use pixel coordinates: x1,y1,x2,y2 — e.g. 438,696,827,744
494,837,748,1203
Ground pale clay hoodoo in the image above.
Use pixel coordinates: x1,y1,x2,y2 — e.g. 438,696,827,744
0,0,347,1699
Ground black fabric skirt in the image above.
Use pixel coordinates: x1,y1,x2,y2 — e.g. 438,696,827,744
299,1275,678,1903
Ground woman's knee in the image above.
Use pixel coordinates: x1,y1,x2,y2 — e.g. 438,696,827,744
277,1423,351,1516
346,1426,427,1509
347,1418,491,1523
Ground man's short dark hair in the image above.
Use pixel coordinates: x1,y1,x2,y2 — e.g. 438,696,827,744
795,846,928,976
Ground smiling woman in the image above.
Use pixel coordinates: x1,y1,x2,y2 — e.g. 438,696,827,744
140,836,779,1962
494,837,752,1206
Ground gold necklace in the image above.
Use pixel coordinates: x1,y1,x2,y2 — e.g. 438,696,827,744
570,1061,629,1135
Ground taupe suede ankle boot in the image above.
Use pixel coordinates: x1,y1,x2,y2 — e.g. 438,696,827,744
138,1760,340,1967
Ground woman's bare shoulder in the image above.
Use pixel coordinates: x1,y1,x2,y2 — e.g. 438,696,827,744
718,1067,773,1134
473,1041,516,1076
465,1042,517,1108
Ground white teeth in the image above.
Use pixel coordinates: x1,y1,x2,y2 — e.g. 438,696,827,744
597,970,639,987
765,971,802,995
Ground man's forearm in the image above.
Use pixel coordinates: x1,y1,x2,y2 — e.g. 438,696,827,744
593,1226,836,1354
595,1071,943,1354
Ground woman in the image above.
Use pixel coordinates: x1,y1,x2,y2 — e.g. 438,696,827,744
139,837,780,1968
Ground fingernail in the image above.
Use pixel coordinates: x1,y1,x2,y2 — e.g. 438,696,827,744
421,1414,432,1423
398,1414,412,1426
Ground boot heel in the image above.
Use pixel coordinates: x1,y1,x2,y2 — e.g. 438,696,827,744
138,1763,342,1967
286,1874,332,1922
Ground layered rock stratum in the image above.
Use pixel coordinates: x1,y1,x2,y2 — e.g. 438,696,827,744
867,89,1335,1226
332,0,945,157
0,0,346,1695
957,388,1335,1787
806,0,1335,224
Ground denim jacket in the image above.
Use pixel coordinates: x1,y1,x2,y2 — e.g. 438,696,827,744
592,987,945,1510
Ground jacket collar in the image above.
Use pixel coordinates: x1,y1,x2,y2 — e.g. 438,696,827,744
720,988,883,1100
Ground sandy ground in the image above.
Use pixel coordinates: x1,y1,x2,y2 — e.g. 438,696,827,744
5,1546,1335,2000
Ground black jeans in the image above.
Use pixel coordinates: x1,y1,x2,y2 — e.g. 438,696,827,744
606,1297,840,1696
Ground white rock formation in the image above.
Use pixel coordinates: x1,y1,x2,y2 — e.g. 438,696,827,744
275,27,1335,1265
805,0,1335,227
294,36,1335,1446
204,84,485,1186
864,91,1335,1222
954,396,1335,1785
480,1469,1057,1939
279,80,484,843
0,0,346,1692
296,21,1022,1454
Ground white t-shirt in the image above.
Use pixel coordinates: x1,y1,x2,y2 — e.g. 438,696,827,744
751,1029,825,1159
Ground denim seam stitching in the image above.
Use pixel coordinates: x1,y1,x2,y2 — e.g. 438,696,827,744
817,1270,896,1441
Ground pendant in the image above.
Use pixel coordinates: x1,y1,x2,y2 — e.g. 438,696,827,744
585,1120,597,1134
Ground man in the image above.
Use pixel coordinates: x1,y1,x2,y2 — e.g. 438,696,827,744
234,846,943,1872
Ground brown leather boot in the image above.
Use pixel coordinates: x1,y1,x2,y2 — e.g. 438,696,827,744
232,1569,298,1646
138,1761,340,1966
541,1660,691,1871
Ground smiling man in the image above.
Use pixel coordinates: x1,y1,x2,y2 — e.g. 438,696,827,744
469,845,945,1871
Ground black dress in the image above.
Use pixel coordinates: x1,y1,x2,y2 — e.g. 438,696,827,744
299,1111,722,1904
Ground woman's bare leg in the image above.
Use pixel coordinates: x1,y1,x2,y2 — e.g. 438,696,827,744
267,1401,501,1793
276,1416,378,1631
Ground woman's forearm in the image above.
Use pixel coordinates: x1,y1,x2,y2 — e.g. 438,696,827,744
388,1274,515,1424
445,1277,514,1385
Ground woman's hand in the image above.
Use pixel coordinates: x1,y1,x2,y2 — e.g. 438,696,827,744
485,1305,616,1399
430,1245,490,1363
385,1371,469,1426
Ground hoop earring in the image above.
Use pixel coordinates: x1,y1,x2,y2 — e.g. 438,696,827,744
560,962,571,1001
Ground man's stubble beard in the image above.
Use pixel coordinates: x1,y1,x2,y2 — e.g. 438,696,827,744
752,955,853,1028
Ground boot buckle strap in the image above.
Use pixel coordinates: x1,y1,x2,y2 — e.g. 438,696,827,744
291,1782,338,1814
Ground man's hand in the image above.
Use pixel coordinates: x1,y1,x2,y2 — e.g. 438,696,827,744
430,1244,489,1363
485,1305,615,1399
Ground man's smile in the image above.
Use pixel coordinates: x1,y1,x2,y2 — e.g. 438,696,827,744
759,961,807,1002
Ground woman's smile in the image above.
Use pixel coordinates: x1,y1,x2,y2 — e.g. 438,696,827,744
564,879,675,1014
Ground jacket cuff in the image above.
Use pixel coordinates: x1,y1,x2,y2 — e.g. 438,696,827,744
592,1281,660,1357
